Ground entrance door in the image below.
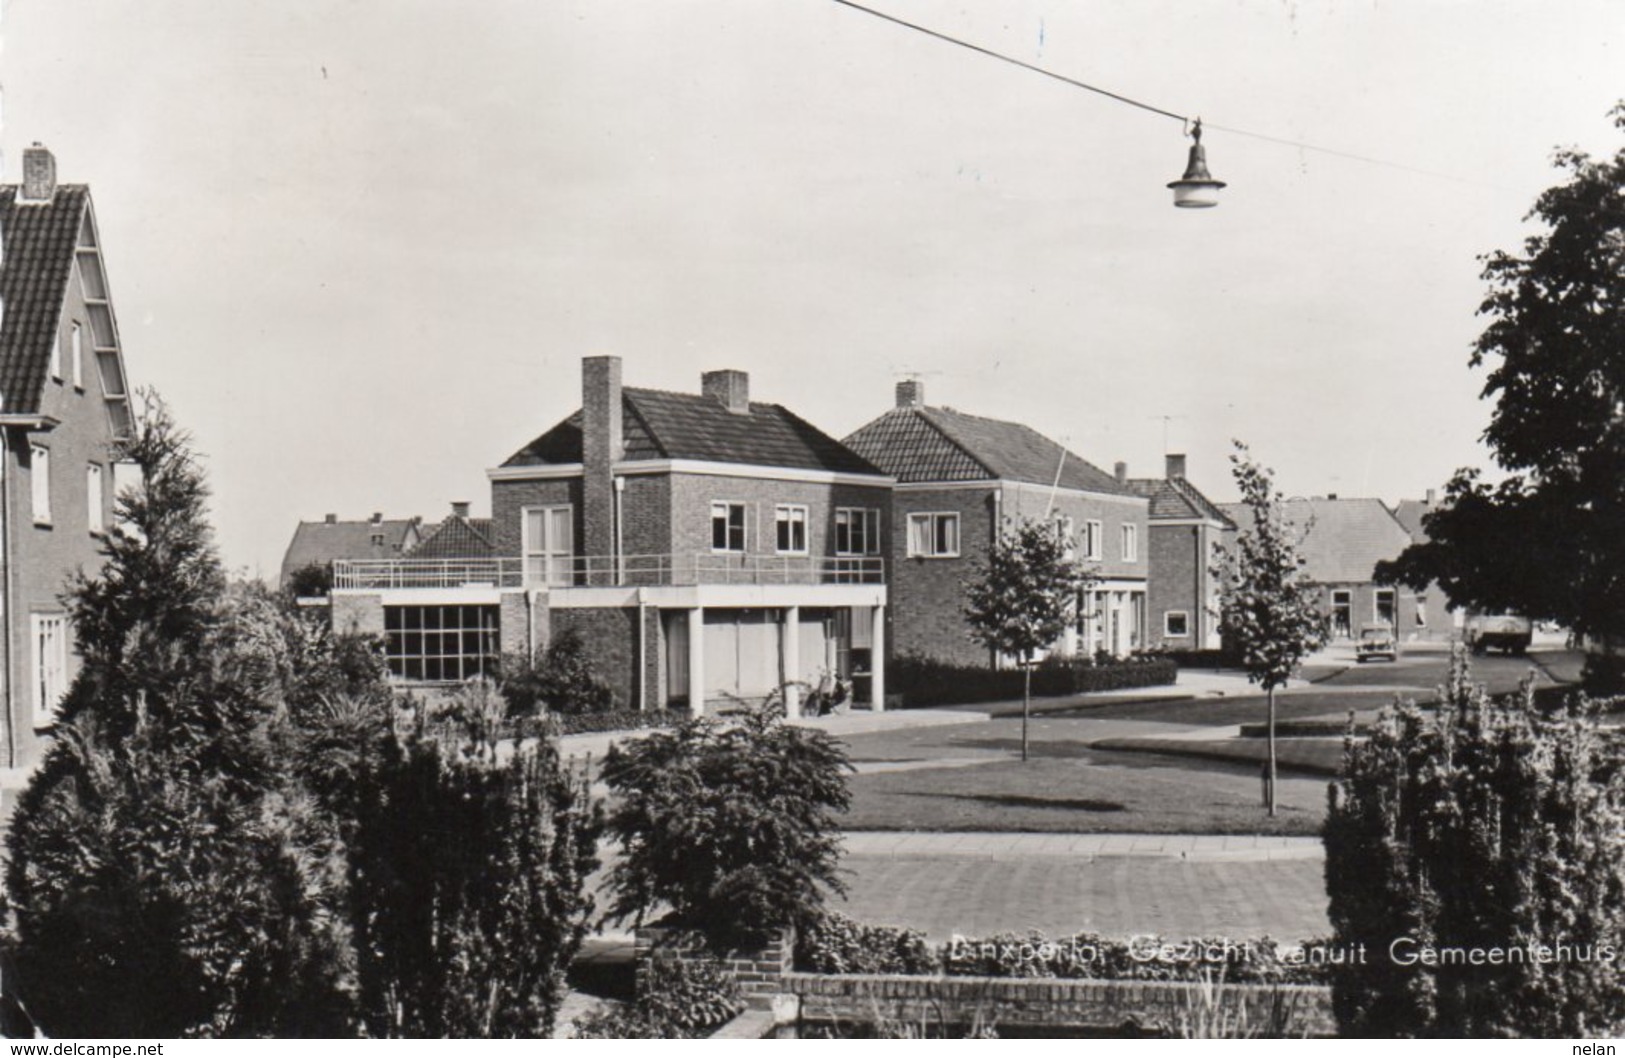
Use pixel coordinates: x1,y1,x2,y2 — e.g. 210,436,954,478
1331,590,1352,638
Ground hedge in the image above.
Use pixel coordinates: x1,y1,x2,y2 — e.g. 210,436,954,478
890,653,1178,708
481,709,688,740
795,914,1332,986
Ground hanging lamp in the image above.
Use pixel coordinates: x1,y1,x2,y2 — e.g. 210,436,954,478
1168,119,1226,208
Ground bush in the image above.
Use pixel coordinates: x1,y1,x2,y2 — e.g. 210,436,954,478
600,706,851,950
1324,652,1625,1037
796,912,936,975
573,949,743,1039
501,629,614,716
890,652,1177,708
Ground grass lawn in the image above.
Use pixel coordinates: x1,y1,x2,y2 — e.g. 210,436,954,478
1091,737,1344,776
841,745,1329,836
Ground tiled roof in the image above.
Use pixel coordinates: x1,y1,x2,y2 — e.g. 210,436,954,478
411,515,496,559
0,185,89,416
1126,477,1237,527
1219,497,1412,584
843,405,1133,495
279,517,422,586
504,387,882,475
1389,499,1438,544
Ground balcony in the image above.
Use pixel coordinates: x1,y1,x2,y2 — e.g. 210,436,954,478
331,553,885,591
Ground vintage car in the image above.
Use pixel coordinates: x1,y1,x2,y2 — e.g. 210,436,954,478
1355,624,1398,663
1463,612,1533,655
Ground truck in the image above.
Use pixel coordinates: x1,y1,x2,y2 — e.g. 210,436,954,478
1463,612,1533,655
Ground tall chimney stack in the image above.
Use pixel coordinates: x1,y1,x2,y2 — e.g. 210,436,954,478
20,143,56,203
896,379,925,409
451,501,471,519
701,369,751,415
1165,453,1187,480
582,356,623,562
1114,461,1128,484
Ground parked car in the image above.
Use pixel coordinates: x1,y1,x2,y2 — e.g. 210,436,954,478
1356,624,1398,663
1464,612,1533,655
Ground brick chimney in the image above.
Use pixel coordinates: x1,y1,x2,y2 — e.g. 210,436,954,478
1165,453,1187,480
21,144,56,203
582,356,624,561
451,501,471,518
702,369,750,414
1114,461,1128,484
324,513,337,524
370,511,383,524
1425,488,1437,506
896,379,925,409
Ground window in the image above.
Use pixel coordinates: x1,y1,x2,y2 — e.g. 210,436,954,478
906,512,960,558
49,334,62,381
86,463,104,533
1165,611,1190,638
31,614,68,725
711,501,746,553
384,605,499,682
523,505,574,586
1084,520,1103,560
1121,523,1139,562
774,504,808,554
71,323,84,389
30,446,51,524
1374,588,1397,627
835,507,881,556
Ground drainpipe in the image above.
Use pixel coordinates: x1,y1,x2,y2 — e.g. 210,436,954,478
1,443,13,769
636,587,648,713
614,476,625,585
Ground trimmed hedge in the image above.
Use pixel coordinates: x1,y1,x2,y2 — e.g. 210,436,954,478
486,709,688,740
794,915,1332,985
891,653,1177,708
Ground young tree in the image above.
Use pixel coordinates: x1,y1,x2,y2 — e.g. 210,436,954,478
963,516,1095,762
1377,105,1625,687
1214,443,1328,816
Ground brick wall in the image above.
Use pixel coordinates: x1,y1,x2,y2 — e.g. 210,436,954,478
550,605,668,710
887,486,996,667
635,927,794,1012
490,477,580,557
1321,581,1428,641
1001,482,1149,584
1146,523,1202,650
666,473,889,563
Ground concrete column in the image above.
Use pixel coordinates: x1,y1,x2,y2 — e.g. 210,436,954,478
870,604,886,712
687,606,705,718
782,606,800,718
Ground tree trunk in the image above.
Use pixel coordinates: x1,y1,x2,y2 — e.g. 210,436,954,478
1021,663,1031,763
1266,684,1278,817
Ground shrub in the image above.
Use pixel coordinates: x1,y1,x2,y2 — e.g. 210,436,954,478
890,652,1177,708
573,949,743,1039
502,629,614,716
285,561,333,599
796,912,937,975
600,706,851,950
1323,652,1625,1038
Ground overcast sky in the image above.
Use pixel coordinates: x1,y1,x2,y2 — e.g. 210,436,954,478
4,1,1620,576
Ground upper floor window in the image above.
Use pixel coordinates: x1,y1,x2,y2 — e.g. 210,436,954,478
775,504,808,555
523,505,574,587
835,507,881,556
31,613,68,726
71,323,84,389
907,512,960,558
87,463,105,533
30,446,51,525
1056,515,1077,558
1084,519,1103,561
1121,523,1139,562
711,501,746,553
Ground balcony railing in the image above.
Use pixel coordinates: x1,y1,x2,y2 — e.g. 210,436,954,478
332,553,884,590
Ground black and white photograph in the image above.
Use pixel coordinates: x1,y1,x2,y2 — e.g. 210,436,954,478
0,0,1620,1043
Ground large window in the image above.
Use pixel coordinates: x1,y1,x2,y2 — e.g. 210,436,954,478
30,446,51,525
523,505,573,586
31,613,68,725
906,512,960,558
87,463,105,533
1121,523,1139,562
835,507,881,556
711,501,746,553
774,504,808,554
384,605,499,683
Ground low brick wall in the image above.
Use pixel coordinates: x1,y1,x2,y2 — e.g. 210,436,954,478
786,973,1336,1037
634,927,793,1011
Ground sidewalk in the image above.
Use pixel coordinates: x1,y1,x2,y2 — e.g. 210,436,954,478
842,830,1322,862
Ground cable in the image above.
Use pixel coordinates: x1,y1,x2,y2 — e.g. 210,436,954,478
827,0,1495,187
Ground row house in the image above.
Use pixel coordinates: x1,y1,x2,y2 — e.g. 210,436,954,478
843,380,1150,669
328,357,890,716
1126,454,1235,651
0,146,135,768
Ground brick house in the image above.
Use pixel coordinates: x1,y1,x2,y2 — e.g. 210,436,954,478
0,147,136,769
843,381,1150,668
327,357,891,715
1219,495,1425,640
279,512,423,590
1388,490,1461,641
1126,454,1235,651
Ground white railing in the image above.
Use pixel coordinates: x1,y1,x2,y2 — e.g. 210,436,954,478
331,553,884,590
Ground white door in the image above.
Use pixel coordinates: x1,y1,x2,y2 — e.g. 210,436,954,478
524,506,573,587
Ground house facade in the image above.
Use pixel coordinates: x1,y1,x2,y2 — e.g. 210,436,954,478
1126,454,1235,651
1388,490,1461,641
0,147,135,769
279,512,423,591
327,357,891,716
843,381,1150,669
1220,495,1425,640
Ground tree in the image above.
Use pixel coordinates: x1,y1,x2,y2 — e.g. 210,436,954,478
1324,654,1625,1037
599,706,851,951
1214,443,1328,816
963,516,1095,762
1378,105,1625,686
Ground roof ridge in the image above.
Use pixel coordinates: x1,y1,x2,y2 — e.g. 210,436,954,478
913,407,999,480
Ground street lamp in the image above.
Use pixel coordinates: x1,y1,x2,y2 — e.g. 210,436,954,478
1168,119,1226,208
